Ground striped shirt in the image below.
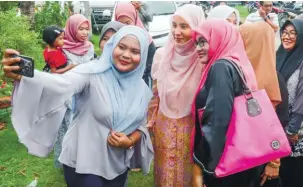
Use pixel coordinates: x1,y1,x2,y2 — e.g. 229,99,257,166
245,11,279,26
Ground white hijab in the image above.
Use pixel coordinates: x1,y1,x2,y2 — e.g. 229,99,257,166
207,5,240,26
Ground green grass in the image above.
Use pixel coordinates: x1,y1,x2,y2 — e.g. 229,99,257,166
235,5,249,22
236,5,249,18
0,114,153,187
90,34,101,57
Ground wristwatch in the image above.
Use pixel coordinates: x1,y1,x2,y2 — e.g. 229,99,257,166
264,16,268,21
128,136,134,149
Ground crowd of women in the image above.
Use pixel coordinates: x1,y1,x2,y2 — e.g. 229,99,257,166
2,1,303,187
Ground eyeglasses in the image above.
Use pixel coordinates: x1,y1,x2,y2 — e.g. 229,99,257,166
194,38,207,48
281,30,297,40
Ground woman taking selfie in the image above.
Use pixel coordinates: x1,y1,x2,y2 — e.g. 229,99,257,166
54,14,95,169
2,26,153,187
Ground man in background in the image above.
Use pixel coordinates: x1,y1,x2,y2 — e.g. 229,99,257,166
245,1,279,32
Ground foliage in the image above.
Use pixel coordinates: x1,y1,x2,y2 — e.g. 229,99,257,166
35,1,69,42
91,34,101,56
0,10,41,59
0,1,18,12
0,77,13,98
0,10,44,97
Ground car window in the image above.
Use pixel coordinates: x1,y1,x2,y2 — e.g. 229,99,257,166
144,1,176,16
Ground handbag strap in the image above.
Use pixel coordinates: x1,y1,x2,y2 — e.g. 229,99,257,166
223,59,252,94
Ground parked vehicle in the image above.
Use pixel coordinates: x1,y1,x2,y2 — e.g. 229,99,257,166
245,1,301,27
278,8,303,27
175,1,188,7
225,1,243,7
275,1,303,27
90,1,177,48
247,1,259,14
273,1,285,8
113,1,177,48
90,1,116,33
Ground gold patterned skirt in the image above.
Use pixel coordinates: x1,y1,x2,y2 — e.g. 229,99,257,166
153,111,194,187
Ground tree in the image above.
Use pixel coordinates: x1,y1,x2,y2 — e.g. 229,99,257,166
0,1,18,12
66,1,74,16
19,1,35,29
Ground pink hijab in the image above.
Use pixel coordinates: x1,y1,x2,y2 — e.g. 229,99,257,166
191,19,258,119
151,4,205,119
63,14,93,55
114,2,153,43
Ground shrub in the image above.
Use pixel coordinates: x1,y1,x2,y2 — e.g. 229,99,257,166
0,1,18,12
35,1,69,43
0,10,43,68
0,10,44,97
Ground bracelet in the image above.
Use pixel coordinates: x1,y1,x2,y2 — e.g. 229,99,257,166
128,136,134,149
268,162,280,168
271,159,281,164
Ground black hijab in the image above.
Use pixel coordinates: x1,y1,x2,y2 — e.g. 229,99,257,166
276,19,303,82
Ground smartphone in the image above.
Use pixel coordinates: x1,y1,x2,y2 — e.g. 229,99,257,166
11,54,34,78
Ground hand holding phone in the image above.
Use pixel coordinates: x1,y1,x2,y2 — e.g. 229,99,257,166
11,54,34,78
258,7,266,18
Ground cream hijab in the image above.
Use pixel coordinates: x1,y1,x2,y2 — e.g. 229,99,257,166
207,5,240,26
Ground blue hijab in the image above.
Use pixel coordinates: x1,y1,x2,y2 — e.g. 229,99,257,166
72,25,152,134
99,21,125,45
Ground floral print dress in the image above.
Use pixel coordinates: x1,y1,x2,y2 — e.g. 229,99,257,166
148,83,194,187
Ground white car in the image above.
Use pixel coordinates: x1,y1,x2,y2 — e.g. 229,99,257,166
90,1,177,48
140,1,177,48
110,1,177,48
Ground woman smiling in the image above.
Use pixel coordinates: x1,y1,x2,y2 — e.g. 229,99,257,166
1,26,153,187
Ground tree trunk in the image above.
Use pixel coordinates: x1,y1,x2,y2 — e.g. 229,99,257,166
19,1,35,29
82,1,92,36
67,1,74,16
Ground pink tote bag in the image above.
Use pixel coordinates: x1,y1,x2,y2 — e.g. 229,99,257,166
191,60,291,178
